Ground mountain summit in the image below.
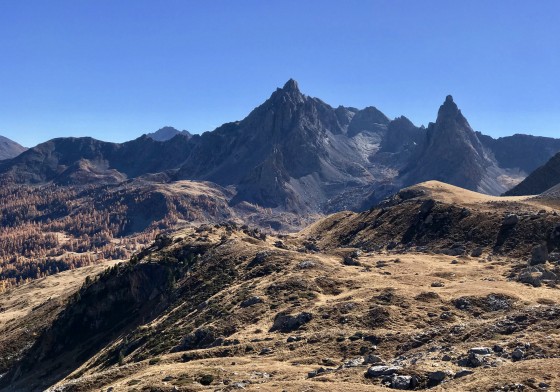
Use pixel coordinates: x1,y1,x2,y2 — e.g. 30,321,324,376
176,79,372,212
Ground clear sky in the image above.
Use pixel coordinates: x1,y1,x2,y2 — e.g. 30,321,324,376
1,1,559,147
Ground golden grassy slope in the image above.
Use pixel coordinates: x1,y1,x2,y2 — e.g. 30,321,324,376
3,181,560,391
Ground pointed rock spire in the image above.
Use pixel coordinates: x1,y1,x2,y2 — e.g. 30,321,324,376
401,94,493,192
437,94,460,118
282,78,300,92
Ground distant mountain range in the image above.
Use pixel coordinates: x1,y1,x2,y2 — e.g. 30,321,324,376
1,79,560,213
0,135,26,160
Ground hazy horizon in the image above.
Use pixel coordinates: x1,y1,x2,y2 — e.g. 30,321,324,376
2,1,559,147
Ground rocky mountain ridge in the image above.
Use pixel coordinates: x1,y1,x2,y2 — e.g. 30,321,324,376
0,80,559,215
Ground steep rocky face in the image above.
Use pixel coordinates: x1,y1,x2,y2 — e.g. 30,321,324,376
373,116,426,172
145,126,192,142
504,152,560,196
400,96,504,193
177,79,378,212
380,116,424,154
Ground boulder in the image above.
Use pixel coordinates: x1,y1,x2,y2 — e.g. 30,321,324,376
454,369,474,378
428,370,448,384
518,267,543,287
259,347,273,355
511,348,524,361
343,357,365,368
468,347,492,355
364,354,384,364
321,358,337,366
391,375,412,390
459,352,485,368
240,296,263,308
502,214,519,226
530,244,549,265
297,260,316,269
270,312,312,332
180,326,218,350
518,265,557,287
493,345,504,353
470,247,483,257
247,251,269,268
367,365,402,377
308,367,331,378
343,256,361,266
420,199,436,215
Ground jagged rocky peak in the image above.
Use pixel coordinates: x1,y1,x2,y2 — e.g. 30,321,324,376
430,95,479,143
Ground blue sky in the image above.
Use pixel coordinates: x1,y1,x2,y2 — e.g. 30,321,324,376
1,1,559,147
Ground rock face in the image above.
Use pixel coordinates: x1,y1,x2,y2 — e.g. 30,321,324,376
505,152,560,196
379,116,425,159
0,135,26,160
